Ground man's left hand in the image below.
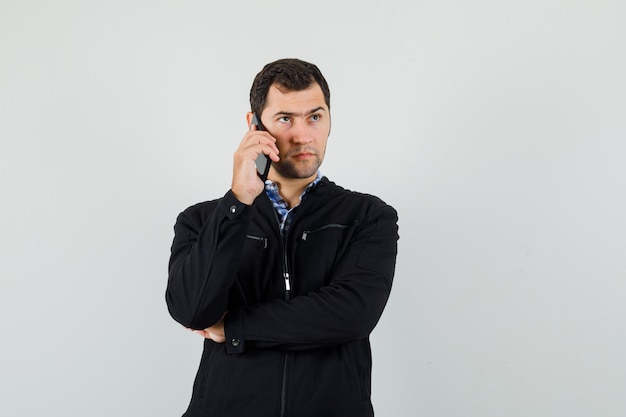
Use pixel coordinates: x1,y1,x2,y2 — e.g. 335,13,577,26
188,316,226,343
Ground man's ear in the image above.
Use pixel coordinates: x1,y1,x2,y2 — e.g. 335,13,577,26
246,112,254,128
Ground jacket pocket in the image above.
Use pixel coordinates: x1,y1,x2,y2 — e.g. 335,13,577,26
300,222,353,241
294,220,359,292
246,234,268,249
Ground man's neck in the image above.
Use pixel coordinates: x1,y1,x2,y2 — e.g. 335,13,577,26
268,174,317,208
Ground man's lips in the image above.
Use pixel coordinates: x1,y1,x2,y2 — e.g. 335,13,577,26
289,149,316,160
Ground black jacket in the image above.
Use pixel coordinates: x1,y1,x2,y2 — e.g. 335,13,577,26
166,177,399,416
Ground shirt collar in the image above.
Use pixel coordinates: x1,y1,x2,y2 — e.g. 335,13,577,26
264,170,322,206
264,171,322,232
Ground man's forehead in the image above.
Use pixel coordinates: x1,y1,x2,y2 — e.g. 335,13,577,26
264,83,327,112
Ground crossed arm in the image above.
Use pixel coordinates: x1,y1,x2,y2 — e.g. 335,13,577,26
188,315,225,343
171,202,399,351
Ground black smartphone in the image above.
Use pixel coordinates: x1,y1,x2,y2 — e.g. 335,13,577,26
251,113,271,181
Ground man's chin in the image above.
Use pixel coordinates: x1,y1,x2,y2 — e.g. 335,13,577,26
272,161,321,179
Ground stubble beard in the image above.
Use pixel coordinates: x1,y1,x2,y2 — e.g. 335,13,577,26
272,150,324,179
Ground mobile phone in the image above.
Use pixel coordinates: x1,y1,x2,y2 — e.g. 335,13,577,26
251,113,271,181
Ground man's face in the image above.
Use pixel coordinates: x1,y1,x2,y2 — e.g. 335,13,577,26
260,83,331,181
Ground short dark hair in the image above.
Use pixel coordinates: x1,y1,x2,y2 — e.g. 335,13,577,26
249,58,331,116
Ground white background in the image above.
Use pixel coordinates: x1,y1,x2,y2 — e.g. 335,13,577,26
1,1,625,416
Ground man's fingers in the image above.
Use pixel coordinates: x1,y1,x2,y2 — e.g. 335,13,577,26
249,132,278,157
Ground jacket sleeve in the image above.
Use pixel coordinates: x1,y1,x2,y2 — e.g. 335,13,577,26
166,191,252,330
223,202,399,354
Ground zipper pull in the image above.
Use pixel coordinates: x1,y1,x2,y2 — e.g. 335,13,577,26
284,272,291,291
302,231,309,241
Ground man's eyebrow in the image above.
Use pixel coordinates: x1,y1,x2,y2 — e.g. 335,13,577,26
272,107,326,118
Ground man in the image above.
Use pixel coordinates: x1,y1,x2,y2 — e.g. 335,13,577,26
166,58,399,416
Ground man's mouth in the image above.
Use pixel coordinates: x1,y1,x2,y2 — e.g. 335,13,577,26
289,148,316,160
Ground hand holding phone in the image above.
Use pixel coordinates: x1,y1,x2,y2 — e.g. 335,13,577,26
251,113,271,182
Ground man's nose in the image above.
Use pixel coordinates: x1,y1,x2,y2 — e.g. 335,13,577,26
291,119,313,144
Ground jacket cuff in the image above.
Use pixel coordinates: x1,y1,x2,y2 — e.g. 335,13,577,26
224,310,245,355
220,190,252,222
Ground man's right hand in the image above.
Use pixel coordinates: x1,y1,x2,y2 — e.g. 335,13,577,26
231,123,280,205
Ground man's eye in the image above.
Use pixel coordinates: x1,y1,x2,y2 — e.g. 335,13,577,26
279,117,291,123
310,114,320,122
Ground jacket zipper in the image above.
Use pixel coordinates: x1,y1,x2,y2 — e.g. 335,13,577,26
301,223,351,241
282,247,291,301
276,207,292,416
279,232,290,417
272,182,324,416
280,354,288,417
245,234,268,249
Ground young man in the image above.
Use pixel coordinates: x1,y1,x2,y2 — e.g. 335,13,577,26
166,58,399,416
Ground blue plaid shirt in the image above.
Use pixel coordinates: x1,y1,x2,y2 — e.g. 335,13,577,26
264,171,322,236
